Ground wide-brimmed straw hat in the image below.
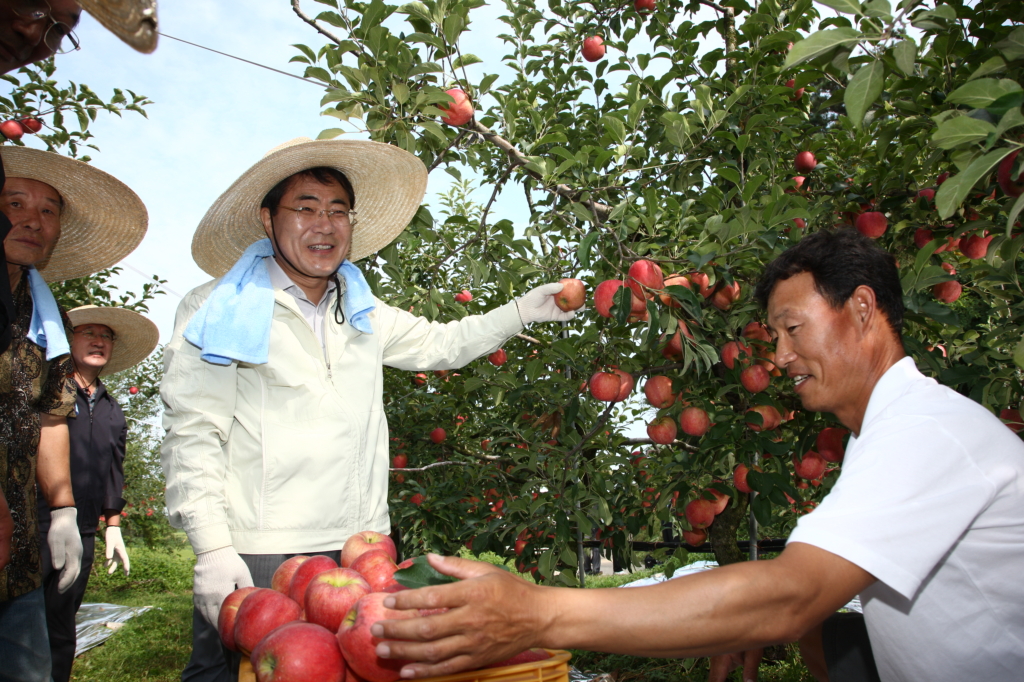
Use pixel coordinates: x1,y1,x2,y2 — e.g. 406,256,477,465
2,146,148,282
79,0,158,54
191,138,428,278
67,305,159,376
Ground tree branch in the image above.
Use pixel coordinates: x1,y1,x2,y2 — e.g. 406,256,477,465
427,129,468,173
621,437,699,452
468,120,612,222
292,0,352,50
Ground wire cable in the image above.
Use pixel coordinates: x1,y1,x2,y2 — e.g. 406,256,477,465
157,32,324,88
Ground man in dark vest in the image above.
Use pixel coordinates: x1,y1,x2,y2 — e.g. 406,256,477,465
37,305,157,682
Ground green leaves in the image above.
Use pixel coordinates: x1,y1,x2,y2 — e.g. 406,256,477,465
931,115,995,149
945,79,1023,109
785,28,863,69
893,39,916,77
935,147,1016,218
394,556,459,589
816,0,863,15
995,26,1024,62
845,61,884,128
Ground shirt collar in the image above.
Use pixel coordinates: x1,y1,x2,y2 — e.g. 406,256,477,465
858,356,921,434
265,255,336,305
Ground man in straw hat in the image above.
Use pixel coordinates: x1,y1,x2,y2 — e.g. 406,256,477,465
161,137,578,681
0,0,157,356
0,146,146,681
36,305,157,682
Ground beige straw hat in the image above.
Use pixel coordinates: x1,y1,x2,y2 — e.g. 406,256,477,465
2,146,148,282
191,138,428,278
67,305,159,376
79,0,158,54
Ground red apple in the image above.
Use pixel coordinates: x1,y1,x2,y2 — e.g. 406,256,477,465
581,35,605,62
684,498,715,530
816,427,848,463
1000,408,1024,433
721,340,752,370
0,120,24,140
234,588,302,657
711,281,741,311
337,593,417,682
742,321,771,344
454,289,473,303
342,531,398,568
998,149,1023,197
917,188,936,203
304,568,371,638
936,171,950,186
350,550,399,592
555,278,586,311
289,555,339,605
933,280,962,303
658,274,691,307
272,556,310,594
412,373,427,386
740,364,770,393
647,416,677,444
793,452,826,480
438,88,474,127
682,528,707,546
429,427,446,444
792,218,806,230
391,454,407,469
486,649,552,668
409,493,424,506
734,463,761,494
706,488,730,515
611,368,634,401
794,151,816,173
488,348,507,366
252,621,345,682
643,375,676,409
218,586,259,652
593,279,628,318
855,211,888,239
746,405,781,432
18,117,42,133
914,228,934,249
688,271,713,298
626,259,664,300
661,320,693,360
960,233,993,259
679,407,711,437
589,370,622,402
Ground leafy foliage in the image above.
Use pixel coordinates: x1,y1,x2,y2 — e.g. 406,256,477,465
289,0,1024,584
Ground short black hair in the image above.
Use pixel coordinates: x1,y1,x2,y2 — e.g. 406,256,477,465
260,167,356,214
754,229,904,337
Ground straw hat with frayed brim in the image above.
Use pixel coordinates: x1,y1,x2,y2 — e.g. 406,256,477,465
191,138,428,278
2,146,148,283
67,305,159,376
79,0,158,54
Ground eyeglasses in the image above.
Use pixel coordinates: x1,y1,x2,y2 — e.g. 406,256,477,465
278,205,358,228
74,329,116,342
14,2,81,54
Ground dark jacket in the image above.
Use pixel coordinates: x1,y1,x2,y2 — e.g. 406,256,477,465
37,379,127,535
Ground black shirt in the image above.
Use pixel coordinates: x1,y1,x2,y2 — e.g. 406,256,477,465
37,378,128,536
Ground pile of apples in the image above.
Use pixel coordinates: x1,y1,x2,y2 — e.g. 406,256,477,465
219,530,551,682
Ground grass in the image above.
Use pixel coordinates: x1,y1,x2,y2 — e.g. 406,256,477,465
70,541,812,682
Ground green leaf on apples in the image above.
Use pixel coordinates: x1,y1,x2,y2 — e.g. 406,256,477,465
393,556,459,589
845,61,884,128
784,28,863,69
611,285,633,325
935,147,1015,218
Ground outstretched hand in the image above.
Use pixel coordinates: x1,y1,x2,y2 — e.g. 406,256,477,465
373,554,550,679
516,283,579,325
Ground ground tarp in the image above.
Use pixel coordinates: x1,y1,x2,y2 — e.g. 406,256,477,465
75,602,154,656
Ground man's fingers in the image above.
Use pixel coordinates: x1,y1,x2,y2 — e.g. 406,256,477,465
428,554,504,580
397,654,482,680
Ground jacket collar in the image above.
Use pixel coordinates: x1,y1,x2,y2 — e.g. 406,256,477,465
76,375,107,402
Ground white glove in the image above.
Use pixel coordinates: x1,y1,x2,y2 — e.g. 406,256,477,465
48,507,83,594
516,282,578,325
194,546,254,626
104,526,130,576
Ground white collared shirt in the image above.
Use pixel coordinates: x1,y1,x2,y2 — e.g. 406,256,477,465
788,356,1024,681
265,256,346,350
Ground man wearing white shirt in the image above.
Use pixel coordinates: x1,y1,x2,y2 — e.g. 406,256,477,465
373,228,1024,682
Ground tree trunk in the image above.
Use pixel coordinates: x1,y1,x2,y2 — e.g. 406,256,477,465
709,493,748,567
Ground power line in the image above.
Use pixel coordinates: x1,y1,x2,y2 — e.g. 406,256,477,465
157,32,324,88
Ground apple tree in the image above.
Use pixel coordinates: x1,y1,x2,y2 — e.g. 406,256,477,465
288,0,1024,583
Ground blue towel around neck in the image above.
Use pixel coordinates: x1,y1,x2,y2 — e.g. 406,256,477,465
184,239,376,366
26,267,70,361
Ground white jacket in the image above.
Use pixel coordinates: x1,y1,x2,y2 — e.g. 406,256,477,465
160,279,523,555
